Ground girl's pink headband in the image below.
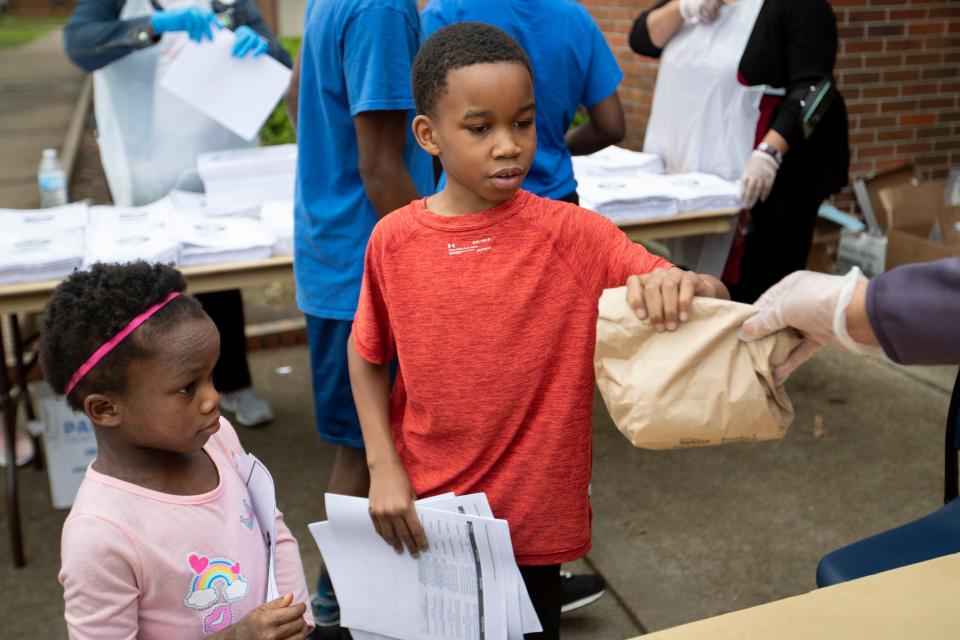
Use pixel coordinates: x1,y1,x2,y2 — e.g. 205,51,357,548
64,291,182,396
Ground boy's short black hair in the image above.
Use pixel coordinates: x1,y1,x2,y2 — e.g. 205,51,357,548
39,261,207,411
413,22,533,116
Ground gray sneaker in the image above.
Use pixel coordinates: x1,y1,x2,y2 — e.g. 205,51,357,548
220,387,274,427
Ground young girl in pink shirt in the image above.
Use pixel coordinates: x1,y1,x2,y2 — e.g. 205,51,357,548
40,262,313,640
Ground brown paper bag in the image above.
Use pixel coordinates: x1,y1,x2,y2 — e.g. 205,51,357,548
595,288,801,450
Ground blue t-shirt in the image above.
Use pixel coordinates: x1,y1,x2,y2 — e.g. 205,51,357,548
295,0,434,319
421,0,623,200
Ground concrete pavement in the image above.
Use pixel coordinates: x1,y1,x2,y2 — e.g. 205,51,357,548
0,28,84,209
1,341,954,638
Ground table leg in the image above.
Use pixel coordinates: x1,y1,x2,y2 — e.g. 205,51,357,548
9,318,43,472
0,317,25,568
9,318,36,422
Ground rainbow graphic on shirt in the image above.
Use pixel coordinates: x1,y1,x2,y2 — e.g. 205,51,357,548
184,554,249,635
190,558,240,593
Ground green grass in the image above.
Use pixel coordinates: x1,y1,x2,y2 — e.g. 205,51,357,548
259,36,301,146
0,15,66,49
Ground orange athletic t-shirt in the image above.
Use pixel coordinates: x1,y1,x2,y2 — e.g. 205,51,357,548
353,190,672,565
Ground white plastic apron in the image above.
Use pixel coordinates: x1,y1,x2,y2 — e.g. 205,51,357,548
94,0,255,206
643,0,765,276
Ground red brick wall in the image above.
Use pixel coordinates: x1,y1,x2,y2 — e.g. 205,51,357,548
580,2,656,153
582,0,960,213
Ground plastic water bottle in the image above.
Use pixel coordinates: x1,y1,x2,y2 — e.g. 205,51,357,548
38,148,68,208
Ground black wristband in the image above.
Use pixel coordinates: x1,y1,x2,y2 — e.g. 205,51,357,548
756,142,783,166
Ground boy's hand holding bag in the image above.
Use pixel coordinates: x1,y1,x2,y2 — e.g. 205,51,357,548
595,289,801,450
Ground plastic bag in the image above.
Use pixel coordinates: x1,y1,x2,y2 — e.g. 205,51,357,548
93,0,254,206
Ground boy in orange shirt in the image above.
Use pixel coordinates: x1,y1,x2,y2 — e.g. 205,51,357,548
348,22,727,636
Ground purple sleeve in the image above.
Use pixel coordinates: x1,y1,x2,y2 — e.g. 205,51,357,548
866,258,960,365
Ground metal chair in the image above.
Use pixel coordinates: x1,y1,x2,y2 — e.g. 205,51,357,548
816,368,960,587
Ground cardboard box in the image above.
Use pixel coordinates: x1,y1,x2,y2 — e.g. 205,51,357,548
852,163,923,234
879,180,960,270
33,382,97,509
806,218,843,274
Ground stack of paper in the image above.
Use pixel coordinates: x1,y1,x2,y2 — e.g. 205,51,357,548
649,172,742,213
197,144,297,209
578,172,741,222
169,189,262,219
0,204,87,284
2,203,88,236
172,213,275,266
83,199,179,267
0,235,86,285
0,192,296,286
572,146,742,222
310,493,542,640
577,175,679,221
572,145,665,177
259,199,294,256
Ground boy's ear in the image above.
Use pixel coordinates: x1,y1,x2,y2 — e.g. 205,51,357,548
83,393,122,429
412,114,441,157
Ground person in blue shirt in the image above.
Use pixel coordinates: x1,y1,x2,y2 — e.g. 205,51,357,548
289,0,434,631
421,0,626,204
418,0,625,615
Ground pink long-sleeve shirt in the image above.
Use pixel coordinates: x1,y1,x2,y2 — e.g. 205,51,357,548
59,418,313,639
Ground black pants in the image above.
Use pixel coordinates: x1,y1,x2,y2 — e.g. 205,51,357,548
726,185,821,304
519,563,561,639
196,289,252,393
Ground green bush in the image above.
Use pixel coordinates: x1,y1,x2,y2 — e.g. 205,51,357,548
259,36,301,146
569,108,588,129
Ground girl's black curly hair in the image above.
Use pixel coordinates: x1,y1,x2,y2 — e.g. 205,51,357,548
413,22,533,116
39,262,207,411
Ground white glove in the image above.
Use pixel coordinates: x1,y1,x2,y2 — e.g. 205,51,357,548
738,150,779,209
739,268,882,381
679,0,722,24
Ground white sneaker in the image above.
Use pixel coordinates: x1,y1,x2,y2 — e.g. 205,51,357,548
0,431,35,468
220,387,274,427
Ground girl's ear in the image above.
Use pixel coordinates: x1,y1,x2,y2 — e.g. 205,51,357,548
412,114,441,157
84,393,122,429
